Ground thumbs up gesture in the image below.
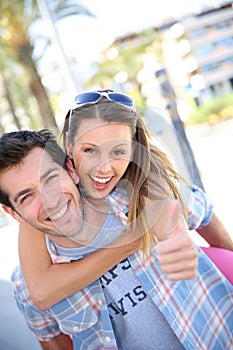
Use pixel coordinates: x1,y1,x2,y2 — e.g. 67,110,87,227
155,200,198,281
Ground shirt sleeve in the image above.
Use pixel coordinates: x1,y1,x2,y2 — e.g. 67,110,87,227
11,265,61,342
186,184,214,230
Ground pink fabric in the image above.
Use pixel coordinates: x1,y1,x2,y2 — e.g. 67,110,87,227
200,246,233,284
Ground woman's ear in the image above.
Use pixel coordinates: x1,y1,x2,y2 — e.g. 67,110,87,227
66,157,79,185
1,205,25,223
65,132,72,159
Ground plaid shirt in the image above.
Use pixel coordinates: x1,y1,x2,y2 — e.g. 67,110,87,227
186,184,213,229
12,247,233,349
12,185,233,350
104,184,214,230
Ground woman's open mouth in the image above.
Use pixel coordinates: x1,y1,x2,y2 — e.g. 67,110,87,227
90,175,113,190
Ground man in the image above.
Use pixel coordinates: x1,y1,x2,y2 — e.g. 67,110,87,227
0,130,232,350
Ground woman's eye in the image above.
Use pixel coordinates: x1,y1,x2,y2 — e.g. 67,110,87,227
85,148,96,154
113,149,125,156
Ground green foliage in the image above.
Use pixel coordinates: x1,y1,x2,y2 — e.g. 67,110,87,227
86,28,162,95
0,0,93,132
188,93,233,125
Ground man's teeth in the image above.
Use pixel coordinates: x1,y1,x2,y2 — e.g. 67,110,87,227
49,204,68,221
91,176,111,183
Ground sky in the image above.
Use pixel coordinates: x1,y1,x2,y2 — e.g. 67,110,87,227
54,0,228,67
82,0,225,37
34,0,230,107
58,0,194,61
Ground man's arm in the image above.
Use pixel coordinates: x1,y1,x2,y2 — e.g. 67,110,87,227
39,334,73,350
196,212,233,251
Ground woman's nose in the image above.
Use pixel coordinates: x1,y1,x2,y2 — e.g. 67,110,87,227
97,155,112,173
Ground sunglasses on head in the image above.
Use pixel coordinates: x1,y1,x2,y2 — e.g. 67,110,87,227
74,91,136,112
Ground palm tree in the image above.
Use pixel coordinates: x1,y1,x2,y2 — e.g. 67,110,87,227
0,0,93,131
0,45,46,132
1,70,23,130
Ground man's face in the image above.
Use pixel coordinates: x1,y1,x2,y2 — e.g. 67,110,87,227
0,147,83,241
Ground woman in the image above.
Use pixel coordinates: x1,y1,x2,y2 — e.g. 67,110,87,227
17,90,229,313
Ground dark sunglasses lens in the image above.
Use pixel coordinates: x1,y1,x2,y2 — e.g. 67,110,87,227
75,92,100,105
108,93,133,106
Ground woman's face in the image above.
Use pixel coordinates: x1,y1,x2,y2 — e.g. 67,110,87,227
67,118,133,199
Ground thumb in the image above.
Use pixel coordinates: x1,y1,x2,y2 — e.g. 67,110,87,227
166,200,187,237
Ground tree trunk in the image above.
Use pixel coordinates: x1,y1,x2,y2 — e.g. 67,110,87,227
29,64,59,133
0,117,5,135
18,43,59,133
2,72,23,130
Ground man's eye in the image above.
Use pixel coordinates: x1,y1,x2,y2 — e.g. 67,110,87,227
20,194,31,204
47,174,58,182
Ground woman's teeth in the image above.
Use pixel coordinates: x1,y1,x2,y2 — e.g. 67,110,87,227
90,176,112,183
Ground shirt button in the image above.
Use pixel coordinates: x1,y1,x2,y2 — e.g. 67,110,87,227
73,326,79,332
98,300,103,306
105,336,111,342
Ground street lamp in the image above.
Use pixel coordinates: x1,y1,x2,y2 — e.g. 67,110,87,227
155,68,204,190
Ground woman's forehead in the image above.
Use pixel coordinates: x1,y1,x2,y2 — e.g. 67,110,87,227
74,119,132,141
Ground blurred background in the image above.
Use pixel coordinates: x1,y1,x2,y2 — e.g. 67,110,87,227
0,0,233,270
0,0,233,347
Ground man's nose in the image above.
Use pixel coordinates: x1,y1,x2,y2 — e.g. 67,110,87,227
40,186,60,210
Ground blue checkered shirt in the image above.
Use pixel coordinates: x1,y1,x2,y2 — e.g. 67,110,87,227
12,247,233,349
12,185,233,349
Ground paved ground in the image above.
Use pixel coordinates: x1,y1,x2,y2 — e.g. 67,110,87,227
0,118,232,349
186,118,233,237
0,219,41,349
0,279,41,350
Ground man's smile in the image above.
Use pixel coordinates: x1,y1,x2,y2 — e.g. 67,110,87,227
46,202,69,222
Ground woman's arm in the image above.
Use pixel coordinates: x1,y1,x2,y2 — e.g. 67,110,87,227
19,222,141,311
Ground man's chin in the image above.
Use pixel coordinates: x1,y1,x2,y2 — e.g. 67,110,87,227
29,222,62,236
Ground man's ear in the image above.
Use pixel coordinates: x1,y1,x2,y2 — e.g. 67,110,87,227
66,158,79,185
1,205,26,223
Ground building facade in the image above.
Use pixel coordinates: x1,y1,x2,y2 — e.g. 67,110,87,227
163,3,233,104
